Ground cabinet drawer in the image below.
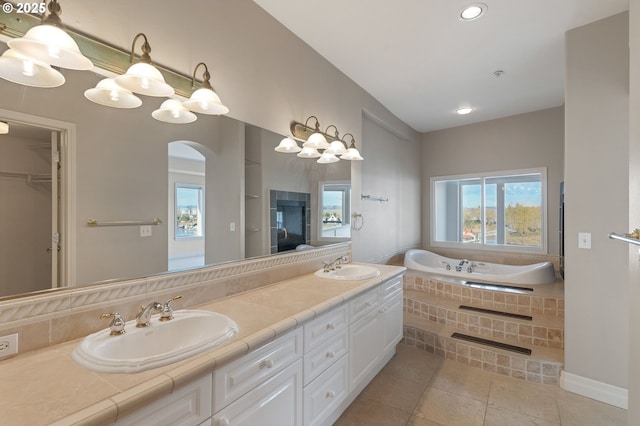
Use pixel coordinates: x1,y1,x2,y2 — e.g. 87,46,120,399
379,275,403,303
349,288,379,324
303,355,348,426
116,374,211,426
212,359,303,426
213,328,303,411
303,329,348,386
303,304,347,353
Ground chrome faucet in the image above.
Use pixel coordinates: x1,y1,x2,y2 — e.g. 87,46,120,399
455,259,469,272
136,302,163,328
323,256,347,272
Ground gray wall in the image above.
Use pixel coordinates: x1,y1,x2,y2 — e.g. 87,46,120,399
422,107,564,257
564,13,629,390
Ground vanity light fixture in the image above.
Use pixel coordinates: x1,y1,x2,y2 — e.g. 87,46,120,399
84,78,142,109
0,121,8,134
0,48,65,88
115,33,174,97
183,62,229,115
152,99,197,124
7,0,93,70
459,3,487,21
277,116,364,163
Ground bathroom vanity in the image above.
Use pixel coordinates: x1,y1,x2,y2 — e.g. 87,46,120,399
0,263,404,426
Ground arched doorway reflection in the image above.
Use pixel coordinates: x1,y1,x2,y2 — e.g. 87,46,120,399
168,141,206,270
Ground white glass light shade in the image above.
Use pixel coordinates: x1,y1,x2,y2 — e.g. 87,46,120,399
297,146,321,158
84,78,142,109
303,132,330,149
183,88,229,115
341,147,364,161
274,137,301,153
115,62,174,97
325,140,347,156
0,121,8,134
317,152,339,164
8,24,93,70
152,99,197,124
0,49,65,87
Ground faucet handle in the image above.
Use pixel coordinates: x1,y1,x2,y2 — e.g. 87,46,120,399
100,312,126,336
159,295,183,322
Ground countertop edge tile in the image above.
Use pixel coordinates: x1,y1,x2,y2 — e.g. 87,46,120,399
110,374,174,421
48,399,118,426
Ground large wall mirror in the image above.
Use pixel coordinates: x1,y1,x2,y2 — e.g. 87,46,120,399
0,42,351,299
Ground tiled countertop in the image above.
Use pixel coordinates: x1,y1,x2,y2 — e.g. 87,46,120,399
0,263,405,426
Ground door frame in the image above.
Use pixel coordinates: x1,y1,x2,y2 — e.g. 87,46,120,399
0,108,76,287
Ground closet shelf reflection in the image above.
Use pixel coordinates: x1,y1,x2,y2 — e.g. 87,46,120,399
0,170,52,183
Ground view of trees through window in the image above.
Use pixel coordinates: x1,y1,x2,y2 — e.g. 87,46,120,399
434,170,545,250
175,185,203,238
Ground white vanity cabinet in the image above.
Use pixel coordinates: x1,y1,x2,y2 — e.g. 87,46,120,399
349,275,403,394
109,272,404,426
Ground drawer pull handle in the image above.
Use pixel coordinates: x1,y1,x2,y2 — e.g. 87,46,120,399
262,359,274,368
365,302,372,307
326,351,335,358
379,307,387,313
217,418,230,426
326,390,335,398
326,323,335,330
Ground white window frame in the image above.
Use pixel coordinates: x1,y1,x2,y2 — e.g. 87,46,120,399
430,167,547,254
318,181,351,241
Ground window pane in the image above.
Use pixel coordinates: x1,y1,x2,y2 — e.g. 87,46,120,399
176,186,203,238
461,183,480,244
484,183,497,245
504,181,542,247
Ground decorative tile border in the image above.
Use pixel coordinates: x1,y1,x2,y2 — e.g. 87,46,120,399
0,243,351,327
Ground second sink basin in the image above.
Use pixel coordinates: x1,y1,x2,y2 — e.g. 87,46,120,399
72,310,238,373
314,264,380,281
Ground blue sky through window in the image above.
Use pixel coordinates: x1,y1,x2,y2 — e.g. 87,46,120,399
464,182,541,207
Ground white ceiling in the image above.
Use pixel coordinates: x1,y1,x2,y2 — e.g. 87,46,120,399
252,0,629,133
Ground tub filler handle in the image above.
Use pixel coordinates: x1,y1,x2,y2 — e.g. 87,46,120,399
609,229,640,246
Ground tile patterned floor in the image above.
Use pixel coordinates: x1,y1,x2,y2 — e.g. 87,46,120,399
334,344,627,426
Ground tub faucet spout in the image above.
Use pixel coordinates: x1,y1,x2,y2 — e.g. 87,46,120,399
455,259,469,272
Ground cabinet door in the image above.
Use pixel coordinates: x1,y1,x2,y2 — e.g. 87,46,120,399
212,359,302,426
380,293,403,356
348,308,381,393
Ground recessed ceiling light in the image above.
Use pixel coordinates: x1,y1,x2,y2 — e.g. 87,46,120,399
456,107,473,115
460,3,487,21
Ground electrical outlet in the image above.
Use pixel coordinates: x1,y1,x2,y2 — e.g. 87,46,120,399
140,225,152,237
0,333,18,359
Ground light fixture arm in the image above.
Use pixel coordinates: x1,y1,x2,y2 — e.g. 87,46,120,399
303,115,321,133
342,133,357,148
129,33,153,64
324,124,340,140
191,62,213,90
41,0,64,28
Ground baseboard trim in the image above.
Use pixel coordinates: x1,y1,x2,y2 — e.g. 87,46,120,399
560,370,628,409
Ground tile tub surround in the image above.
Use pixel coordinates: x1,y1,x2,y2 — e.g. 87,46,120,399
0,243,350,354
403,271,564,385
0,260,405,425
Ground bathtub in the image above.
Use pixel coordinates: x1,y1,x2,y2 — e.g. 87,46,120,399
403,249,556,285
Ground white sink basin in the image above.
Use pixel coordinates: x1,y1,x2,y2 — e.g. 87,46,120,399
72,310,238,373
314,264,380,281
